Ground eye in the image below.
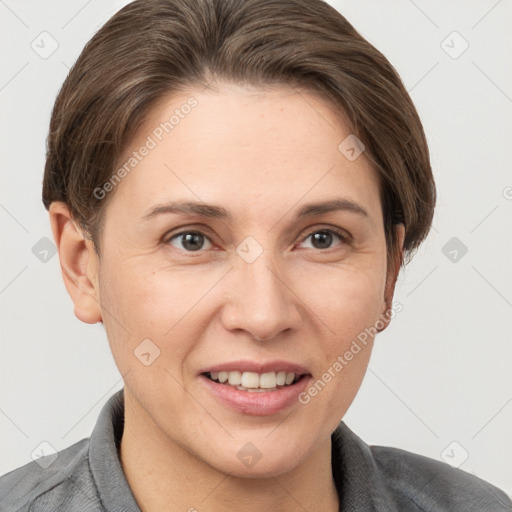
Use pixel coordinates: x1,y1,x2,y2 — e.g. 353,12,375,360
298,228,349,250
166,230,213,252
165,227,349,253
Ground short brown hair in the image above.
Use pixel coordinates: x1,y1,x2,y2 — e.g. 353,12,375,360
42,0,435,263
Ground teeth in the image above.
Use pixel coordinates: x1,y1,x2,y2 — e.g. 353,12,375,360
207,370,299,389
241,372,260,388
259,372,277,388
236,386,269,392
276,371,286,386
228,371,242,386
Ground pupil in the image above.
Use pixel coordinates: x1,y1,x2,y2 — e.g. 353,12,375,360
312,231,332,249
183,233,203,251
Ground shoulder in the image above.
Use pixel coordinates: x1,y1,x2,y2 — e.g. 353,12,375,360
0,438,103,512
371,444,512,511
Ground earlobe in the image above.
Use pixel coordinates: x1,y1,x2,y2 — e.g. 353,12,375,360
378,224,405,332
49,202,102,324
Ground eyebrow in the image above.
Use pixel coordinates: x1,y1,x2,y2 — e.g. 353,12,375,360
141,197,368,222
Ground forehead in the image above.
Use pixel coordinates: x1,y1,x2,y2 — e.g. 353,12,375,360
106,82,382,225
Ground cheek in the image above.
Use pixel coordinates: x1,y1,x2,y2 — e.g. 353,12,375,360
296,259,387,339
296,266,385,420
101,261,193,327
98,261,215,364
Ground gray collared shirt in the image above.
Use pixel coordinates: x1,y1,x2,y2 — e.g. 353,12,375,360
1,388,511,511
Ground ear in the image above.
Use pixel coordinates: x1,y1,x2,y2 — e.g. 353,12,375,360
377,224,405,333
49,202,102,324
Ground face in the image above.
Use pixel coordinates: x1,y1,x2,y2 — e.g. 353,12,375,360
87,82,401,477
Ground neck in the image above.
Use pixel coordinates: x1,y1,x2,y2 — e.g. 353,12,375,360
119,391,339,512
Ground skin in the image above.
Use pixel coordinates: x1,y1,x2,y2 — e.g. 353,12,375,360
50,82,405,512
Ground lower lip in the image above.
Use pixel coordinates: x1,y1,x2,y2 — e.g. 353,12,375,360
199,374,312,416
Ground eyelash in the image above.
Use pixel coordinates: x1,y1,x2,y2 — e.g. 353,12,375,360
164,226,351,253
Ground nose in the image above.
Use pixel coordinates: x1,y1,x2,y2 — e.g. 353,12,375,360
220,251,302,341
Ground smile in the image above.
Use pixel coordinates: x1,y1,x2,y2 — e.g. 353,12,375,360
204,370,301,391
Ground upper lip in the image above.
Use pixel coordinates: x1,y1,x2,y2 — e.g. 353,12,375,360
198,359,311,376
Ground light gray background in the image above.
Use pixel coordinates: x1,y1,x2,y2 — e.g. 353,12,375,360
1,0,511,498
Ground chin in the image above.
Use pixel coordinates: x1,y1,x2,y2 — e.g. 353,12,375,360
201,433,312,479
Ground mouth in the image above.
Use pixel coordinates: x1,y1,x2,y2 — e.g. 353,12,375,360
197,362,312,415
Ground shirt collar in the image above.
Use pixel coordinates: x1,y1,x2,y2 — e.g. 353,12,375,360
331,422,396,511
89,388,393,512
89,388,140,511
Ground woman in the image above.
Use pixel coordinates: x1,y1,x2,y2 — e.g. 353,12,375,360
1,0,510,510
